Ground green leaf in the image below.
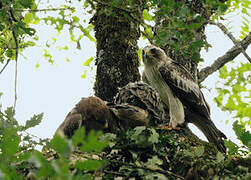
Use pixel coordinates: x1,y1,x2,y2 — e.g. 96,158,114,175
148,128,159,144
216,152,225,163
138,48,142,62
65,57,70,62
72,16,80,23
81,70,87,79
80,131,107,153
99,133,117,148
224,140,239,155
4,107,15,120
43,49,54,64
183,149,194,157
194,146,204,157
5,49,15,59
75,159,107,171
145,27,153,39
219,65,228,79
241,8,248,15
73,174,92,180
143,9,152,21
23,27,36,36
50,134,72,158
130,127,159,148
29,151,55,178
83,57,93,66
25,41,36,47
20,0,34,8
79,26,96,42
23,12,34,24
145,156,163,170
0,24,4,31
132,126,146,137
233,121,251,150
22,113,43,131
72,127,86,147
1,127,20,156
56,45,69,50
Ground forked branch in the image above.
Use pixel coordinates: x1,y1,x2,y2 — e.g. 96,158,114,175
209,21,251,63
198,32,251,83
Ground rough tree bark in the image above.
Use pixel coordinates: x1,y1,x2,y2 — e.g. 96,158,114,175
91,0,144,101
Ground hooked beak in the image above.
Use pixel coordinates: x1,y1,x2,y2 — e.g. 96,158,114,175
142,48,150,56
142,48,150,63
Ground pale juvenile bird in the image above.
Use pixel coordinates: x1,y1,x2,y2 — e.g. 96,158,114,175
142,45,226,153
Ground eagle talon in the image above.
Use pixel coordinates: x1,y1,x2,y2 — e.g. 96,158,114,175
161,124,181,130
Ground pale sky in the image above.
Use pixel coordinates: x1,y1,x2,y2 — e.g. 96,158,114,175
0,4,250,145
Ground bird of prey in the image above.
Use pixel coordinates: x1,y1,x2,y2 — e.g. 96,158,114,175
56,96,110,138
142,45,226,153
114,82,168,126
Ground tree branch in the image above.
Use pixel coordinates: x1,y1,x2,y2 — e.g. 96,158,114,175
92,0,137,13
7,9,19,113
209,21,251,63
13,7,75,12
198,32,251,83
0,59,11,75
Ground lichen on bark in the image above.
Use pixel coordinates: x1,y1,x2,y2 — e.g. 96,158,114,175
91,0,144,101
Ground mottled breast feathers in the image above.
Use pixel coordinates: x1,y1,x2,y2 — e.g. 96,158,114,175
157,61,211,119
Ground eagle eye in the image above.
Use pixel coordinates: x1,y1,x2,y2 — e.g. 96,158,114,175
150,48,157,55
142,49,145,56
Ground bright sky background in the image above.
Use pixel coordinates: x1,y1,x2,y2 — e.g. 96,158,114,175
0,3,250,145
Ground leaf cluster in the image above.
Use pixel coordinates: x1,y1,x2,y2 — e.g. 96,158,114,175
223,0,250,39
215,63,251,154
0,104,45,179
0,0,96,66
102,126,251,179
0,102,251,179
0,104,108,179
141,0,230,62
0,0,37,63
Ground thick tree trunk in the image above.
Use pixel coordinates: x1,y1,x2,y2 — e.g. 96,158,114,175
91,1,143,101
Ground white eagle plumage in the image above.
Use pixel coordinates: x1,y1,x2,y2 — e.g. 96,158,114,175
142,45,226,153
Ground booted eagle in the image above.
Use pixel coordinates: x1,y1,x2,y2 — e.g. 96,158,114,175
142,45,226,153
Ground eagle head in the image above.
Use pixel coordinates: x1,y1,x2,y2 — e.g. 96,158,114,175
142,45,167,66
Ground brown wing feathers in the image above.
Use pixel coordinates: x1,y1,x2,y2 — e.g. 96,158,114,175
158,62,211,119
